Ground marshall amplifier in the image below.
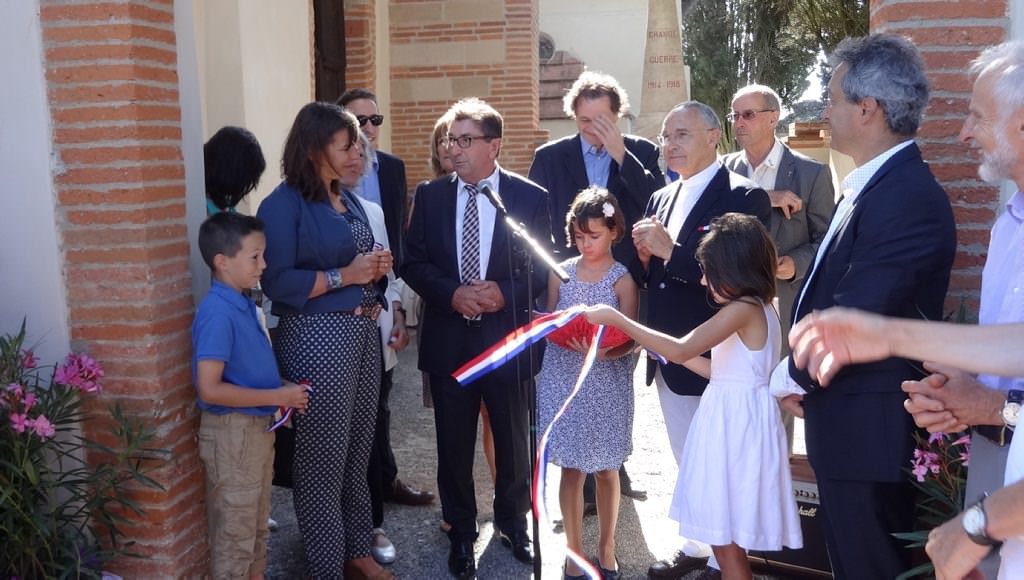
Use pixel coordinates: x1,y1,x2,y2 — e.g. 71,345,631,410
748,456,833,578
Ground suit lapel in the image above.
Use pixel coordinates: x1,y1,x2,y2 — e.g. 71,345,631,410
770,149,799,238
563,135,590,191
484,170,511,278
440,174,460,275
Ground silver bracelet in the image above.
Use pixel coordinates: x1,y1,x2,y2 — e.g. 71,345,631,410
324,269,343,290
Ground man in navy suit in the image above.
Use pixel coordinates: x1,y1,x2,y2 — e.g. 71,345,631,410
339,89,410,270
634,101,770,578
780,34,957,579
529,70,663,282
528,70,662,509
401,98,551,578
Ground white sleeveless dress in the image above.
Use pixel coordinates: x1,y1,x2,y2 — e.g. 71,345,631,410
668,301,803,550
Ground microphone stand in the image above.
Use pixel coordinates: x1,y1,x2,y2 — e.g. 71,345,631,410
489,194,564,580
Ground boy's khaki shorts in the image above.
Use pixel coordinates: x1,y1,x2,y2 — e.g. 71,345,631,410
199,412,275,579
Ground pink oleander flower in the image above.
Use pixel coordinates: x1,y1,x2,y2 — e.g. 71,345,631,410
10,413,30,433
21,349,38,370
6,382,23,397
911,448,941,482
928,431,945,445
22,392,37,411
54,353,104,393
31,415,55,439
912,464,928,482
952,434,971,447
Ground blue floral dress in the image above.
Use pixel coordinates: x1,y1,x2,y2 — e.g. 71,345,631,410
536,258,634,473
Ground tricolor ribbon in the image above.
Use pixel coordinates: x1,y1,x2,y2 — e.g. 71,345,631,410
266,407,293,432
452,306,587,386
266,382,312,432
533,323,605,580
450,308,669,579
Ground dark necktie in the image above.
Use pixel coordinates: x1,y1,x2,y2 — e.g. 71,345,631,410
461,184,480,283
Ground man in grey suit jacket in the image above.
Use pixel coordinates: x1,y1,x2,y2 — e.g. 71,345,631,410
722,85,835,349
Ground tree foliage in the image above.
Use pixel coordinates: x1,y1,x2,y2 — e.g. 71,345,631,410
680,0,867,151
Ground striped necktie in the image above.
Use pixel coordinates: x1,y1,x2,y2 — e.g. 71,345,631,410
461,183,480,283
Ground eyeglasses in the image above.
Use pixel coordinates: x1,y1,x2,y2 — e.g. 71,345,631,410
357,114,384,127
443,134,497,149
657,129,713,146
725,109,775,123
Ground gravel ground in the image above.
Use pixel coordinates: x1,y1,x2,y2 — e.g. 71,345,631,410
265,329,808,579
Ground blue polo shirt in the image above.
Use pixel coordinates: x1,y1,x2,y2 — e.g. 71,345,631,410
192,280,280,415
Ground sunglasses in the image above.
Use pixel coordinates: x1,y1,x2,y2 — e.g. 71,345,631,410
357,114,384,127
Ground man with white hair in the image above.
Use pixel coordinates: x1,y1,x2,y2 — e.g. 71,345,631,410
888,40,1024,579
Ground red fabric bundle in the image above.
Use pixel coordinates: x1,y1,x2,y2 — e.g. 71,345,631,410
545,315,631,350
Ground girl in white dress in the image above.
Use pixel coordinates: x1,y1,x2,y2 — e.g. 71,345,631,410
586,213,801,580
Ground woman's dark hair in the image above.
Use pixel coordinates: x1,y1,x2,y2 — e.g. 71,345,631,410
696,213,777,303
565,186,626,247
204,126,266,211
281,102,358,202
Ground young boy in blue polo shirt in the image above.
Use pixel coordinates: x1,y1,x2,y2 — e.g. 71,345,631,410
193,212,310,579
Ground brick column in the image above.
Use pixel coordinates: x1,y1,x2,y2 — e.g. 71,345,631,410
40,1,206,575
389,0,548,186
872,0,1010,316
346,0,377,91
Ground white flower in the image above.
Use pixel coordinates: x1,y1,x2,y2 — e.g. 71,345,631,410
602,202,614,218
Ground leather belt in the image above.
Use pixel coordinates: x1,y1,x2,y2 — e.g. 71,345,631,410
974,424,1013,447
347,303,382,321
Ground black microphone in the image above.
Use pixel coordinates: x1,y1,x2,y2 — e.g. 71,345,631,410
478,182,508,215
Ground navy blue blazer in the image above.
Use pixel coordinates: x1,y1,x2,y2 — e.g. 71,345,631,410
528,134,663,281
642,165,771,396
401,169,552,382
376,151,408,270
788,143,956,482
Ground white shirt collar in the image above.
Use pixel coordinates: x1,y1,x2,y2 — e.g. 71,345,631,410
744,139,785,171
679,159,721,192
457,164,501,196
840,140,914,202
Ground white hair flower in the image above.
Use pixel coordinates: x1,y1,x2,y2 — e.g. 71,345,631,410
602,202,615,218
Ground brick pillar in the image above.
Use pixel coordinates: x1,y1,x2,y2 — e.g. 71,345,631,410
39,1,206,576
389,0,548,187
872,0,1010,316
345,0,377,91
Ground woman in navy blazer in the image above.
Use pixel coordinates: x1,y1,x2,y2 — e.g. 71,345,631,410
258,102,394,580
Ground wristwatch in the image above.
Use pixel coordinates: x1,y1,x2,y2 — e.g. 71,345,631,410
1001,389,1022,428
962,497,1001,547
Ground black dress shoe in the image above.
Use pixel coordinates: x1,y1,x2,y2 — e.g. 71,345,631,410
447,539,476,579
647,550,708,578
497,529,534,564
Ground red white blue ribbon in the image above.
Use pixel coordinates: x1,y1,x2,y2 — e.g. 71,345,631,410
266,406,293,432
450,307,666,579
452,306,587,385
266,382,312,432
533,323,605,580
